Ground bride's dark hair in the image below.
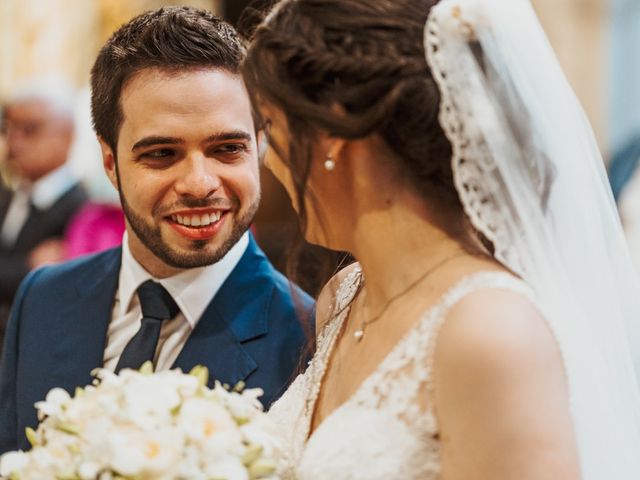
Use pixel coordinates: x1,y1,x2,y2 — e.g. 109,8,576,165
243,0,485,254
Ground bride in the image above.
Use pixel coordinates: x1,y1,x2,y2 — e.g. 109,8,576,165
242,0,640,478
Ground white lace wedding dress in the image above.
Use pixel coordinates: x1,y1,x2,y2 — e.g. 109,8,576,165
268,265,536,479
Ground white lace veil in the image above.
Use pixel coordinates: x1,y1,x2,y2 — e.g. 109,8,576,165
425,0,640,477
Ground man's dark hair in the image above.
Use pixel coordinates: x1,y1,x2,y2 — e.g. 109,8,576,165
90,6,245,152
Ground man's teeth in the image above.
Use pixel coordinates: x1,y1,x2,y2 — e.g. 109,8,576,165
171,211,222,227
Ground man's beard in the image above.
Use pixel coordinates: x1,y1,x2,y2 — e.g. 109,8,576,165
116,174,259,269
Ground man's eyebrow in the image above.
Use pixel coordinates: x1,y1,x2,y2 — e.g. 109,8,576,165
131,136,184,151
131,131,253,152
204,131,253,143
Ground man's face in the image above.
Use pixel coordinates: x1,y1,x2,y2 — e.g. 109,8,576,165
100,68,261,277
3,100,73,182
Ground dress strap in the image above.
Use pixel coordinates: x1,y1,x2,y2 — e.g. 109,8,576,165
434,271,535,317
419,271,537,402
316,264,363,349
304,265,364,427
350,271,537,421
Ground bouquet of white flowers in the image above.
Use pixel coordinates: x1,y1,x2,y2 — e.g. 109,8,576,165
0,365,282,480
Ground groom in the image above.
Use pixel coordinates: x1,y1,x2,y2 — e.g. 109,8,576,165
0,7,312,453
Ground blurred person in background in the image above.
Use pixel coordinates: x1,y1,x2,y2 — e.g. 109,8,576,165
0,109,9,189
60,86,126,262
0,78,88,348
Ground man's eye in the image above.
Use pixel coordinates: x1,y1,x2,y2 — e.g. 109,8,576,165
141,149,174,159
217,144,247,155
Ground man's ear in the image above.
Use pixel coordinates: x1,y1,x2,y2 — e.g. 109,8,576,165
99,138,119,191
257,129,268,165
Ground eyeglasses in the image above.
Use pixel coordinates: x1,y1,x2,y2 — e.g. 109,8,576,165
1,120,52,139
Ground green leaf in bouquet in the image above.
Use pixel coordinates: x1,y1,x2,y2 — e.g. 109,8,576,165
54,471,81,480
242,444,263,465
25,427,39,447
248,458,277,479
189,365,209,387
139,361,154,375
232,381,246,393
55,422,80,435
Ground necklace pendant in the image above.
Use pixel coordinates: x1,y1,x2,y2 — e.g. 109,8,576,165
354,329,364,341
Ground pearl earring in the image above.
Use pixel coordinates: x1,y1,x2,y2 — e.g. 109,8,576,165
324,154,336,171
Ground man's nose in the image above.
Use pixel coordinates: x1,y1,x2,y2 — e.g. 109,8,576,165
174,153,222,199
6,132,24,157
5,126,23,145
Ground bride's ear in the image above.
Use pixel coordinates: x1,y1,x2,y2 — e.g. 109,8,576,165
327,138,347,164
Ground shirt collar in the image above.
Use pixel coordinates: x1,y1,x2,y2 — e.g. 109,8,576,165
24,163,77,210
118,231,249,328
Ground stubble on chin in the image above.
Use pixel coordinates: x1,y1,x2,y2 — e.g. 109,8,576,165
121,195,260,270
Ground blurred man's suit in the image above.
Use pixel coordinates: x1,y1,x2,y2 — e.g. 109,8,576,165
0,174,87,348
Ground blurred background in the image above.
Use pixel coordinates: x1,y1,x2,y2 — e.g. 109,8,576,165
0,0,639,298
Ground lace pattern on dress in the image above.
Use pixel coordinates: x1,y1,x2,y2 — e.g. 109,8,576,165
302,265,364,431
267,266,367,479
269,265,538,479
347,270,537,445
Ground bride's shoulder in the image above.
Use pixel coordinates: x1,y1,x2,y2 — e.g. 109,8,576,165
429,278,574,476
433,279,562,393
315,262,362,336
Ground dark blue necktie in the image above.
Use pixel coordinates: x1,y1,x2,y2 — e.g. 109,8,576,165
115,280,180,373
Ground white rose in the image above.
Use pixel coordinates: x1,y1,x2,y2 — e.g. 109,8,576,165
241,415,282,458
120,376,182,429
28,445,71,475
108,427,182,477
204,455,249,480
35,388,71,420
178,398,243,454
225,388,264,421
78,460,102,480
0,451,28,477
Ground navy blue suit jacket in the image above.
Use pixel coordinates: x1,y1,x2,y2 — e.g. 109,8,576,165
0,234,313,453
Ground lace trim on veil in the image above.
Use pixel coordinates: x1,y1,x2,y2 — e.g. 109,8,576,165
424,5,525,275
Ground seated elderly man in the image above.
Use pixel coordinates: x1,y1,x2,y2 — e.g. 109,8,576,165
0,80,88,347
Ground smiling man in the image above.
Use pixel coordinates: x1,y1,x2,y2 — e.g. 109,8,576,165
0,7,313,453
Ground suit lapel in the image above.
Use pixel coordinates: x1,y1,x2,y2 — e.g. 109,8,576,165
173,235,272,388
47,235,275,390
50,248,121,388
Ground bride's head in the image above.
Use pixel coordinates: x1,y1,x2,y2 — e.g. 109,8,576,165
243,0,478,252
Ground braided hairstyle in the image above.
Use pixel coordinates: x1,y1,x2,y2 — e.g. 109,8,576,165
243,0,477,245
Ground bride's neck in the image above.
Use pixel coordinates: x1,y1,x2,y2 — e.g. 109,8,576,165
349,195,464,312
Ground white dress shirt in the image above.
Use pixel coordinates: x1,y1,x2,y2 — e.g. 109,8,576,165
102,231,249,371
0,163,77,247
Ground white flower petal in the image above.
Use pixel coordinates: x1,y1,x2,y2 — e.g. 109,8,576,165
0,451,28,476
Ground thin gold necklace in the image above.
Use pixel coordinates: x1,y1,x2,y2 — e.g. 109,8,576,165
353,251,465,342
